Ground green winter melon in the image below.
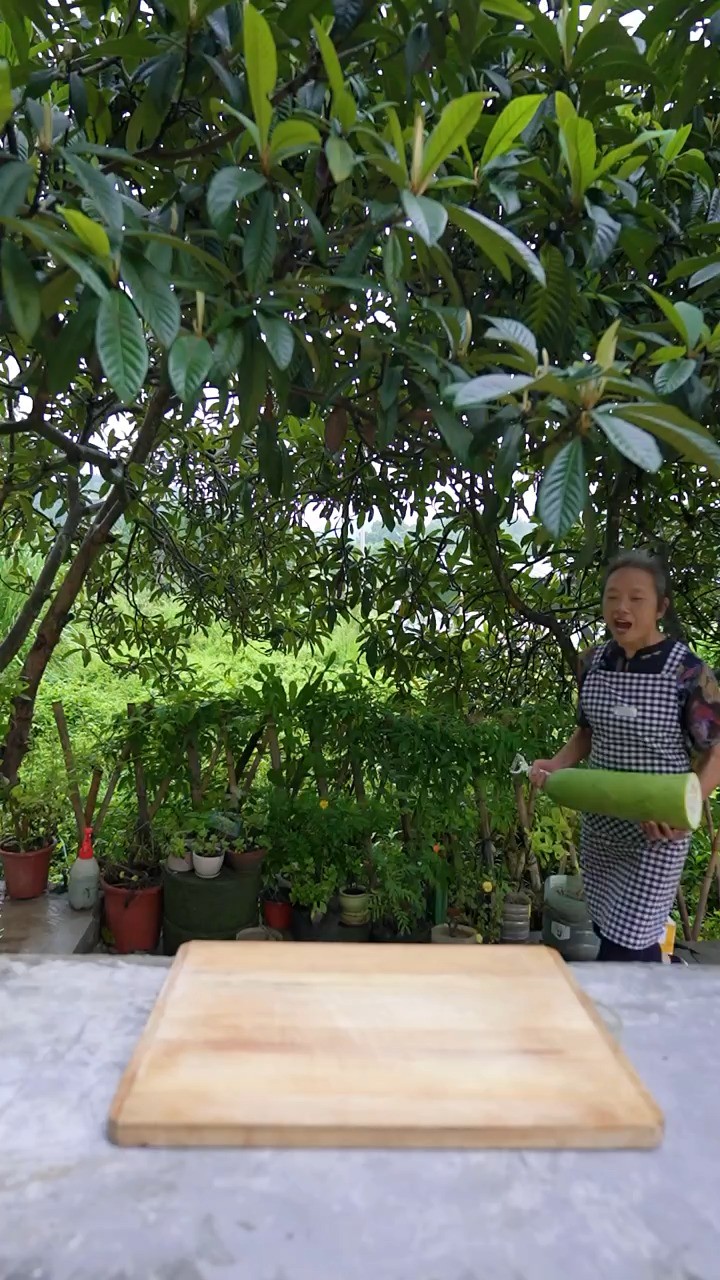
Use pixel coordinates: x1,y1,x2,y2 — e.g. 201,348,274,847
544,768,702,831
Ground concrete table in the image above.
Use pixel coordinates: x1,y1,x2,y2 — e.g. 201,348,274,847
1,955,718,1280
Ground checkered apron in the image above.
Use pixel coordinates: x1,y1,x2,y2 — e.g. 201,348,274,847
579,641,692,950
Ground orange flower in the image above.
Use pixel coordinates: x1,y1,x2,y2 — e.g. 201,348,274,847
433,843,441,854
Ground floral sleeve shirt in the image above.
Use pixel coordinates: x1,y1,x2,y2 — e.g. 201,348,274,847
576,637,720,754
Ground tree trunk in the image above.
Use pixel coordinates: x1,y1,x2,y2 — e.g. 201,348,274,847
0,385,171,787
0,486,85,673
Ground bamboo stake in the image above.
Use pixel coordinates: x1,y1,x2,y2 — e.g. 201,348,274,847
311,737,329,800
350,754,367,804
52,701,85,841
93,742,130,835
148,775,172,823
512,775,542,893
676,885,692,942
691,800,720,941
186,741,203,809
201,735,225,793
84,766,103,826
267,721,282,773
128,704,151,831
224,730,238,802
242,735,268,794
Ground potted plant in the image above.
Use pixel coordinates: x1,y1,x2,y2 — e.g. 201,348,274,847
262,875,292,931
264,791,395,941
190,829,225,879
101,824,163,954
0,780,63,900
370,837,432,943
339,882,371,927
218,795,270,875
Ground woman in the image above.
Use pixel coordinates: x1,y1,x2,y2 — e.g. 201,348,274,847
531,551,720,962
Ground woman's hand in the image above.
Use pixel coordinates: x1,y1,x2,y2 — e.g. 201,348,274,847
641,821,688,842
529,759,559,789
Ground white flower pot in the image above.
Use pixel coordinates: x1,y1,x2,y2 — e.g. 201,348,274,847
192,851,224,879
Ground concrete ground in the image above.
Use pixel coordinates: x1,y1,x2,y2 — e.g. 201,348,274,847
0,953,719,1280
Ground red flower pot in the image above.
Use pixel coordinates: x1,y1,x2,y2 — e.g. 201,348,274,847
102,880,163,954
0,842,54,900
263,899,292,931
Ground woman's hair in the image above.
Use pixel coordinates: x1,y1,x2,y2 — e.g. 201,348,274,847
603,550,670,606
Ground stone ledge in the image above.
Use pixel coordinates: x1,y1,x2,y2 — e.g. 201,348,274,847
0,885,100,955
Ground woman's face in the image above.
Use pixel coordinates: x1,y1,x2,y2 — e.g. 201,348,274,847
602,567,666,650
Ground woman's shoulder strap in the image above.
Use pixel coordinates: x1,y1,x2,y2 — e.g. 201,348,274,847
663,639,693,675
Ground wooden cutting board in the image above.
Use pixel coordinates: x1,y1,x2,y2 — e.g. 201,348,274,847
108,941,662,1149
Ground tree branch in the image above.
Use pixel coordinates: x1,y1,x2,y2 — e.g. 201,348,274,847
469,482,578,677
1,383,174,787
0,416,120,477
0,479,85,673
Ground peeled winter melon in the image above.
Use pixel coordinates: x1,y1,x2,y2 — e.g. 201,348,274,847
545,768,702,831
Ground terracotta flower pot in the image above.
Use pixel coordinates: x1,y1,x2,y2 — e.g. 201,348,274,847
263,899,292,931
102,880,163,954
0,841,54,900
226,846,267,875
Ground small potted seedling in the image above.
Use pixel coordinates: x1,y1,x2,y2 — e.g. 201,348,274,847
191,830,224,880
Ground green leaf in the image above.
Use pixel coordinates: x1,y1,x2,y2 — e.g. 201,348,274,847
258,313,294,370
120,251,181,348
674,303,704,350
432,403,473,466
214,325,245,379
481,0,536,20
608,402,720,478
481,95,545,168
243,191,277,291
258,416,283,497
646,289,704,349
332,0,366,37
653,358,695,395
1,240,41,342
484,318,538,364
63,209,112,260
495,421,524,486
269,120,321,164
65,155,124,238
537,438,587,538
95,290,149,405
690,263,720,289
46,292,100,395
0,161,33,218
401,191,448,247
595,318,620,370
587,205,621,269
448,204,545,285
168,332,214,404
419,94,485,189
325,135,355,183
592,410,663,472
312,16,356,131
446,373,535,409
555,92,596,209
244,2,277,150
207,167,266,231
0,59,12,131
